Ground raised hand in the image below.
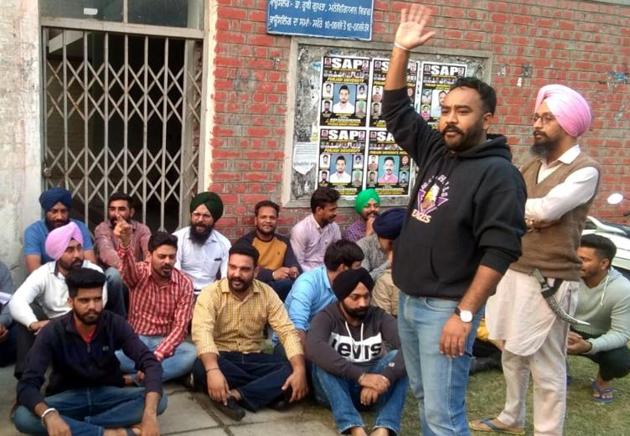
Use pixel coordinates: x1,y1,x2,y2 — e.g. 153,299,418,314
113,216,133,248
394,4,436,51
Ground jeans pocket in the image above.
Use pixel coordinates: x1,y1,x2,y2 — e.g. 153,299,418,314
424,297,458,312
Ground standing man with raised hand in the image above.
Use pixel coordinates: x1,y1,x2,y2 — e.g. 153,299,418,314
474,84,601,435
382,4,527,435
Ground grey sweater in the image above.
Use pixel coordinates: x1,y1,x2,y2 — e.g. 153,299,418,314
574,268,630,354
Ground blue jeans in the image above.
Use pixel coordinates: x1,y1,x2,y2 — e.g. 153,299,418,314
193,352,292,411
312,351,408,434
13,386,167,435
398,293,480,436
105,267,127,318
116,336,197,382
0,322,17,367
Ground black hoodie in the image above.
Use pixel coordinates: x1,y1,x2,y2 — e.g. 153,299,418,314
382,88,526,300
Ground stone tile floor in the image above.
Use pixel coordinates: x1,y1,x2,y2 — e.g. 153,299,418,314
0,365,338,436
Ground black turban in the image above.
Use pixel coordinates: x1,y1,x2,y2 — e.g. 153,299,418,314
333,268,374,301
190,192,224,221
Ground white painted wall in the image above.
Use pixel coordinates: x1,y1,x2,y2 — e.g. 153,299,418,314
0,0,42,284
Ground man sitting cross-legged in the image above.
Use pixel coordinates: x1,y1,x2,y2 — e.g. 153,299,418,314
306,268,408,436
115,222,196,383
191,243,308,421
12,268,166,436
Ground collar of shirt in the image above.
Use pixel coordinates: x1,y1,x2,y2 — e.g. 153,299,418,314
540,144,581,170
308,214,325,233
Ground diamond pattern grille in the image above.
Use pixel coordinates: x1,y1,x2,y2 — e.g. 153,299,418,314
42,29,202,232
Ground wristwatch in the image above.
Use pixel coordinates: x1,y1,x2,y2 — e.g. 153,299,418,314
454,307,473,323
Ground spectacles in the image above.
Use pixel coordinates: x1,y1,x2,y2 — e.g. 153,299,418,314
531,113,556,124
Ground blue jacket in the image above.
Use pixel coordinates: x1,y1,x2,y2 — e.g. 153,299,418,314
284,265,335,332
17,310,162,410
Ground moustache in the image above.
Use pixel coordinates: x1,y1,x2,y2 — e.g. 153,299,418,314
443,126,464,135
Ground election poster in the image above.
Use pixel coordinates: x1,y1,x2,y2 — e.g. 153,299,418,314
369,58,418,129
320,55,370,128
417,62,467,127
366,130,411,196
318,128,366,196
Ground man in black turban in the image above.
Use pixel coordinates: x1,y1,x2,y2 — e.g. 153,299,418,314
173,192,231,294
305,268,408,435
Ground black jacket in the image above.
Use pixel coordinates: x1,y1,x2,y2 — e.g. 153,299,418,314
17,310,162,410
382,88,526,299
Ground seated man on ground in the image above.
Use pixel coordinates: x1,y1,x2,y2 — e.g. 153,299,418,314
370,208,405,317
95,192,151,316
191,243,308,421
174,192,231,295
344,189,381,242
306,268,408,436
13,268,166,436
9,222,108,379
282,239,364,348
0,260,17,367
23,188,124,316
236,200,301,301
568,234,630,403
115,223,196,383
291,187,342,272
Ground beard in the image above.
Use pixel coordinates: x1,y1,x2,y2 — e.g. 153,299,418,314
58,258,82,272
75,310,100,325
531,132,560,158
441,120,485,152
341,301,368,320
228,275,254,294
109,216,130,227
45,217,70,231
190,223,213,244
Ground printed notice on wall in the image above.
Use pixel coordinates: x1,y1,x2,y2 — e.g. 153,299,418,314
320,55,370,128
417,62,467,128
267,0,373,41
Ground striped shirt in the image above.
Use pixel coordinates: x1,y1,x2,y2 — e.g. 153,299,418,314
118,245,194,359
192,278,303,360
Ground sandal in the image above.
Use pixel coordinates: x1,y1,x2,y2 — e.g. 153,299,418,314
592,380,614,404
469,418,525,435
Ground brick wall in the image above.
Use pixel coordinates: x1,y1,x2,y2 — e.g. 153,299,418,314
209,0,630,241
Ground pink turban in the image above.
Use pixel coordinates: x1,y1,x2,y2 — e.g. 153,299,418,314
45,222,84,261
534,84,592,138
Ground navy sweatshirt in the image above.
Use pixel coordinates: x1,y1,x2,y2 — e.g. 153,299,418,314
382,88,527,299
17,310,162,411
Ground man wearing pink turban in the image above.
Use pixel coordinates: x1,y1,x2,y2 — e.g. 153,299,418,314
474,85,601,435
9,222,107,379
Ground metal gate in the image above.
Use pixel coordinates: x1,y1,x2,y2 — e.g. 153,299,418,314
42,28,203,232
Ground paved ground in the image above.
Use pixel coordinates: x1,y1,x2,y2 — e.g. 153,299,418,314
0,365,339,436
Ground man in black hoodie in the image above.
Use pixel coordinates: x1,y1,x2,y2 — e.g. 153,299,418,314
306,268,407,436
382,5,526,435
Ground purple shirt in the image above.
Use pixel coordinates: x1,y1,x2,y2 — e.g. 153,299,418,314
344,218,367,242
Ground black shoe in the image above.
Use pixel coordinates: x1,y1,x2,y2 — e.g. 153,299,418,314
214,398,246,421
268,390,292,411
